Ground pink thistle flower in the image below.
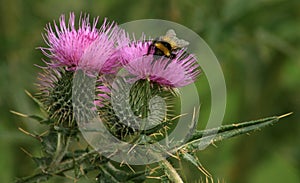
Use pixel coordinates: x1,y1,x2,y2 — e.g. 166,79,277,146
78,24,122,74
40,12,123,73
119,40,200,87
118,41,151,65
116,33,151,65
41,12,99,69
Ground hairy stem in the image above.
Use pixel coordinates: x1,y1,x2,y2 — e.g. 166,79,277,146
50,132,71,167
161,159,184,183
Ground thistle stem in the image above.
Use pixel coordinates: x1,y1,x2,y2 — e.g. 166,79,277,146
140,79,151,131
50,132,71,167
160,159,184,183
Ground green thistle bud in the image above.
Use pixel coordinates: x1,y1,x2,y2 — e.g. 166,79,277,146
98,77,180,142
37,67,75,127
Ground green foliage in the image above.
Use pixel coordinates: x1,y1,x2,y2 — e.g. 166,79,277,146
12,95,291,182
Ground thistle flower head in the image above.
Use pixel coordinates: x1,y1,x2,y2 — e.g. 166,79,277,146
78,22,123,74
118,41,151,65
41,12,122,74
120,41,200,87
41,12,99,69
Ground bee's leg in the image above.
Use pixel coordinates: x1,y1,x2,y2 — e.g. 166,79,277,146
147,44,154,55
170,53,176,59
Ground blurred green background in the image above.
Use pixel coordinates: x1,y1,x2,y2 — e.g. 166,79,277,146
0,0,299,182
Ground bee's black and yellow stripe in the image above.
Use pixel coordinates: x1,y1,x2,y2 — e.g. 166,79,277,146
146,29,189,59
148,40,176,59
154,41,172,57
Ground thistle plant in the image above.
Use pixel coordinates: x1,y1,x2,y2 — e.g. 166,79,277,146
13,12,292,183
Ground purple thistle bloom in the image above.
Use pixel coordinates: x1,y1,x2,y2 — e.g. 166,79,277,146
119,40,200,87
41,12,122,74
116,34,151,65
118,41,151,65
78,25,122,74
41,12,99,69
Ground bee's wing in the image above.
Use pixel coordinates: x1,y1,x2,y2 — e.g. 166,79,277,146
175,39,189,48
165,29,177,38
162,29,189,49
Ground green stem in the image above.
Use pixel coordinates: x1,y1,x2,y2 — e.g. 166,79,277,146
141,79,151,131
160,159,184,183
50,132,71,167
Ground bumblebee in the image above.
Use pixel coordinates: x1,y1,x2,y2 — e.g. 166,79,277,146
147,29,189,59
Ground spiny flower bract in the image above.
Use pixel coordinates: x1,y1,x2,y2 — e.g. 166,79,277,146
36,67,74,126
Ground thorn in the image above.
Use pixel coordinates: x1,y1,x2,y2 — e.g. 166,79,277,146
175,151,182,161
127,144,137,154
120,160,125,167
40,130,49,137
278,112,293,119
125,162,135,173
107,149,118,159
211,141,218,148
148,166,160,174
146,176,161,180
18,127,31,135
10,110,28,118
25,90,32,97
193,155,212,178
79,165,85,175
170,113,187,121
166,151,180,160
18,127,41,141
20,147,33,158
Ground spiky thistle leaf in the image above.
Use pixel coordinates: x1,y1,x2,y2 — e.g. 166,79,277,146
181,112,293,152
